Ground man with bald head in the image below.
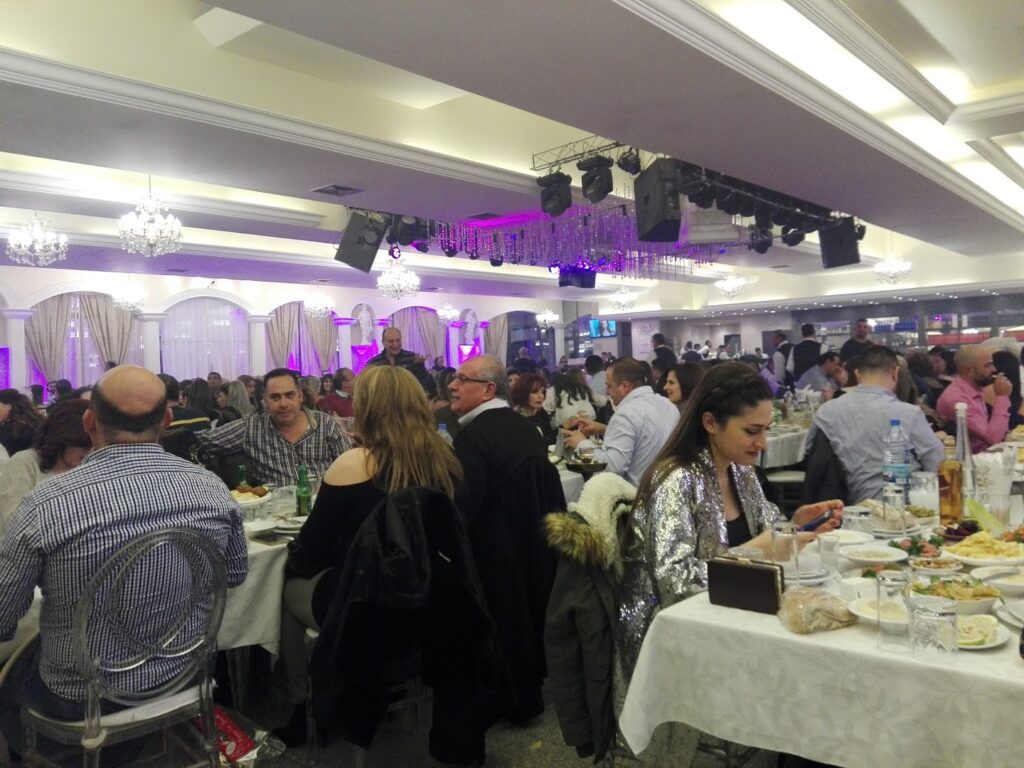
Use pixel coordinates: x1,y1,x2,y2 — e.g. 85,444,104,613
936,344,1013,452
0,366,248,754
448,354,565,725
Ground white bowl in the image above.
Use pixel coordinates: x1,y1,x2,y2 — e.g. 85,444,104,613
908,557,963,576
909,578,999,615
848,596,909,629
840,546,909,567
972,566,1024,597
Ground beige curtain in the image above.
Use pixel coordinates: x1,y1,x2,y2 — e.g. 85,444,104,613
305,311,337,372
268,302,301,368
485,313,509,363
392,307,445,360
26,293,73,380
80,293,136,366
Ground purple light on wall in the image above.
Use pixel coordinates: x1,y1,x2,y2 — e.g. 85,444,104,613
0,348,8,389
352,343,377,373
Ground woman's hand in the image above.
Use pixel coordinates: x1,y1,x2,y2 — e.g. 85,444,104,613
792,499,844,533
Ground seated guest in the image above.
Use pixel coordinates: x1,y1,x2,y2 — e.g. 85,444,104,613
936,345,1012,452
807,346,943,503
186,378,221,424
29,385,43,411
158,374,211,432
45,379,73,411
662,362,706,414
544,372,603,430
992,350,1024,429
0,366,247,759
0,390,45,457
0,399,91,534
794,351,842,398
225,379,254,419
507,368,521,392
562,359,680,486
316,368,354,418
299,376,321,410
277,366,463,732
215,383,242,425
318,373,332,398
511,373,557,444
197,368,349,486
617,363,843,687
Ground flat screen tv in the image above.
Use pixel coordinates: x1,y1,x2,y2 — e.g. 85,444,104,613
589,319,617,338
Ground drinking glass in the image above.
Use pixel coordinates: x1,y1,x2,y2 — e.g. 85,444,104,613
876,571,910,653
883,484,907,534
989,493,1011,527
908,472,939,515
272,485,296,519
817,532,841,575
908,594,958,662
770,521,800,578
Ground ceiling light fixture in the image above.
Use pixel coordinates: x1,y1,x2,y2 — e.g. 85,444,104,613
714,274,748,300
608,285,640,311
119,177,182,258
874,257,912,284
577,155,614,204
781,226,805,247
537,171,573,217
536,308,560,329
748,225,774,254
5,214,68,266
437,303,459,325
110,287,145,314
376,257,420,300
303,294,334,319
617,147,642,175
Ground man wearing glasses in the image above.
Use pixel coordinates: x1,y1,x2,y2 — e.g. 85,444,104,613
448,355,565,725
936,345,1012,452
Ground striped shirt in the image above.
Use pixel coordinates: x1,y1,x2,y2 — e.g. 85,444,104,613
0,443,248,701
196,408,349,486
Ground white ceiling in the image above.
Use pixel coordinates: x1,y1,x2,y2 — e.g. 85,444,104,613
0,0,1022,308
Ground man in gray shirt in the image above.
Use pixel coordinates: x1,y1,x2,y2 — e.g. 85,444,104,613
806,346,943,503
795,351,843,397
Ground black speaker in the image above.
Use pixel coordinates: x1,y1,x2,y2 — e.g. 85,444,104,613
558,269,573,287
819,217,861,269
572,269,596,289
335,212,384,273
634,158,682,242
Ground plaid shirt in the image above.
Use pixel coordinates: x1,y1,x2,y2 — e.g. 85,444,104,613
196,408,349,486
0,443,248,701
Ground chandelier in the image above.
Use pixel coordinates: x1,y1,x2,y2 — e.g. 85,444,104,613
874,257,912,284
608,285,639,311
714,274,748,300
119,178,182,258
6,215,68,266
110,288,145,314
437,302,460,325
376,258,420,300
303,295,334,319
536,308,560,329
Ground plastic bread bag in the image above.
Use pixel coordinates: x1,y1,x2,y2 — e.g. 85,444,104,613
778,586,857,634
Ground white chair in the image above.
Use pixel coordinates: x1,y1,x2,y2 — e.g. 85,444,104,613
22,528,228,768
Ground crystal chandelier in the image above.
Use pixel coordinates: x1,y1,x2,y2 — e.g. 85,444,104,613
6,215,68,266
110,288,145,314
303,295,334,319
536,308,560,329
119,178,182,258
874,257,912,284
437,302,460,325
608,286,639,311
714,274,748,300
376,258,420,300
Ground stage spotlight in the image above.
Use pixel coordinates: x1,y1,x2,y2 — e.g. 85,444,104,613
854,222,867,241
737,191,756,218
489,254,504,267
442,245,458,257
578,156,614,204
389,215,428,246
388,244,402,259
748,225,773,254
616,147,642,175
781,226,805,247
716,185,742,215
688,183,715,209
537,171,573,217
753,199,777,228
467,248,480,260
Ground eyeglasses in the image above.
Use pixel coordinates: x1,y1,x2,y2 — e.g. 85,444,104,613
452,374,492,386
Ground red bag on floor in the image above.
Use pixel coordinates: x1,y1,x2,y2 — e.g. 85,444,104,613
194,705,256,763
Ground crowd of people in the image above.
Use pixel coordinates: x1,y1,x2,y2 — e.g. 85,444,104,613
0,320,1019,766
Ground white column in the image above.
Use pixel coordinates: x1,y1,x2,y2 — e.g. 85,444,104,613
446,324,460,366
553,322,566,366
478,321,488,356
135,313,166,373
335,318,354,369
247,315,273,375
1,309,33,391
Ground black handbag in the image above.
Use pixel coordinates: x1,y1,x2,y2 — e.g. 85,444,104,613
707,556,784,615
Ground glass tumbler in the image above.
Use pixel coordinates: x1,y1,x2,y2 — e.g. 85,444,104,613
876,571,910,653
770,521,800,579
817,532,841,575
908,594,958,662
883,484,907,534
908,472,939,516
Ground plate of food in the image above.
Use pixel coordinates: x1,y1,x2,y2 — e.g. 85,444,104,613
833,530,874,546
957,615,1010,650
888,534,943,558
847,596,909,628
944,531,1024,566
937,519,980,543
840,546,909,567
243,519,278,537
908,557,963,575
910,575,1001,614
972,565,1024,597
274,515,308,531
231,484,272,508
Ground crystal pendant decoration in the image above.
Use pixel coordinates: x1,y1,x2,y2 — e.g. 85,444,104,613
6,215,68,267
119,179,182,258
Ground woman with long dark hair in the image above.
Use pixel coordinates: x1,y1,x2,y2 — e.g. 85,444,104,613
661,362,706,413
510,373,557,444
0,389,45,457
544,371,602,428
617,363,843,685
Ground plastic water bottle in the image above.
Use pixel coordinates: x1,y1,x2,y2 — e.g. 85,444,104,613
881,419,911,499
437,422,454,447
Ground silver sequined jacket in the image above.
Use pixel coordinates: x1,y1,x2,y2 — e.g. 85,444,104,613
615,449,779,679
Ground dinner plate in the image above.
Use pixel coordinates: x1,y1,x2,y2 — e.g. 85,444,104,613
833,530,874,546
274,515,308,530
944,549,1024,568
847,597,909,628
784,571,830,586
871,525,922,538
840,546,909,567
972,566,1024,596
233,491,272,508
243,519,278,537
996,604,1023,630
1006,598,1024,625
959,624,1010,651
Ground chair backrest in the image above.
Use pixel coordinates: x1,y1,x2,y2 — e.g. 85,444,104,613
72,527,228,707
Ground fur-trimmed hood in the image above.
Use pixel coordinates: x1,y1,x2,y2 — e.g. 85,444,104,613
545,473,636,570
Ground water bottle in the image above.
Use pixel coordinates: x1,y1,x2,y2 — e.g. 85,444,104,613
881,419,911,499
437,422,454,447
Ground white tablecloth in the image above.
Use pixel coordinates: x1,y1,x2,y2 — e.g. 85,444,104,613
560,467,585,504
218,537,288,656
620,592,1024,767
762,428,808,469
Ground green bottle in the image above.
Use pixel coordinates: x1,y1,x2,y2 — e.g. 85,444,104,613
296,463,312,517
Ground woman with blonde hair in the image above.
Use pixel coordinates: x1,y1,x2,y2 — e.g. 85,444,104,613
277,365,463,728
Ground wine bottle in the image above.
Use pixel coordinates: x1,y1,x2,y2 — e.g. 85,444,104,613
938,436,962,526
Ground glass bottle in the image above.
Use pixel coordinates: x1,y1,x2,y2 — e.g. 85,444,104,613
237,464,247,488
954,402,976,506
295,463,312,517
938,436,962,526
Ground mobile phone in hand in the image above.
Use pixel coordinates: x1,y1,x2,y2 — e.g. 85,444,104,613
797,509,833,532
